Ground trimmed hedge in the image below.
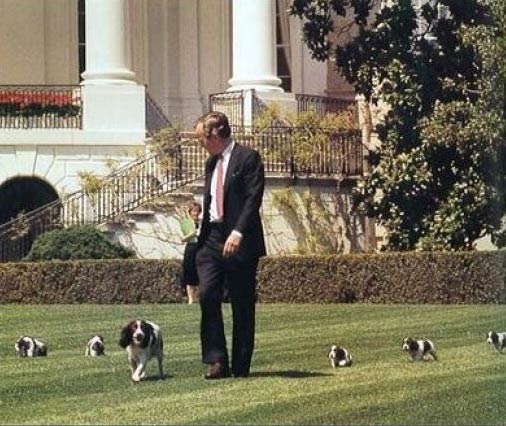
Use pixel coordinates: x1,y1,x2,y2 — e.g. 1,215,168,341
0,251,504,304
257,251,506,304
0,259,182,304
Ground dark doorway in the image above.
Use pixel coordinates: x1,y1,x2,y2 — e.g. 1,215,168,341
0,176,59,225
0,177,60,261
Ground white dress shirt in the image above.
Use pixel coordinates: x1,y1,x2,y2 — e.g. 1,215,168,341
209,140,235,222
209,140,243,240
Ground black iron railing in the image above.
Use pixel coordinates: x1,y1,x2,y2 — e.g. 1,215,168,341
233,126,363,177
210,90,356,125
145,91,172,136
209,90,246,126
179,126,364,178
0,85,82,129
0,138,201,262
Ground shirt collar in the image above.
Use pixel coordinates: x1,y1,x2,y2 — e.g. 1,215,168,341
220,140,235,158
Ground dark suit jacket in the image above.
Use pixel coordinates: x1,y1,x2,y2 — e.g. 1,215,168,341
198,142,266,261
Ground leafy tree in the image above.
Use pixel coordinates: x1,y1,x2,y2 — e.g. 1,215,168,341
291,0,504,250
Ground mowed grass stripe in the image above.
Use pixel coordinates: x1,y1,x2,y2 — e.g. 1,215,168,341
0,304,504,425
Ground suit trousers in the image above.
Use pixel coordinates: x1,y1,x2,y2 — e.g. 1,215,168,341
196,223,258,375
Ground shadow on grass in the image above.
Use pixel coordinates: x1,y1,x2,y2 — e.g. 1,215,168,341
140,373,173,382
250,370,331,378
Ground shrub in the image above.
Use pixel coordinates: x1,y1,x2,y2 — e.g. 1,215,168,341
24,225,135,261
0,251,504,304
257,251,506,304
0,259,181,303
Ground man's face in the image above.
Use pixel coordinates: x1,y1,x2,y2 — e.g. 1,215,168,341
195,122,224,156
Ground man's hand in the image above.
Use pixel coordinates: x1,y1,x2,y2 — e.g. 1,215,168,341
223,232,242,257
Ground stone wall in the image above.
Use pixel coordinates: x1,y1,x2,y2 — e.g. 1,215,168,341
105,177,373,259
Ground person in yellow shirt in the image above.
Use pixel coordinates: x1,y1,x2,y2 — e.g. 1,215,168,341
179,202,202,304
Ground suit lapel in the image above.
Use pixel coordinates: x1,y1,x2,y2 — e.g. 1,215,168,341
224,143,239,195
205,155,219,196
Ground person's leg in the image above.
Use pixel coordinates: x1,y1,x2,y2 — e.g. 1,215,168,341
227,259,258,377
196,245,228,366
186,285,198,304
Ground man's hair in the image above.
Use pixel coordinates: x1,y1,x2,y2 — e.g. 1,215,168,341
194,111,231,139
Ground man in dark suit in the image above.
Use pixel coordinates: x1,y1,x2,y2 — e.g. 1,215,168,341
194,111,266,379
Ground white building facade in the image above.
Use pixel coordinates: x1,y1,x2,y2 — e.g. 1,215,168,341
0,0,367,259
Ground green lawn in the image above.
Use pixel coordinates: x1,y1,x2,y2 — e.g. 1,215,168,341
0,304,505,425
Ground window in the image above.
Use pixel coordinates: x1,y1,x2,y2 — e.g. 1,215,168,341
276,0,291,92
78,0,86,80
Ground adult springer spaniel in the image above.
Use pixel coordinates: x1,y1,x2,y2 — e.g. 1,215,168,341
15,336,47,357
118,319,164,382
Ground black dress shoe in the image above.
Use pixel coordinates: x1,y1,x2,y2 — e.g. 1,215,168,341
204,362,230,380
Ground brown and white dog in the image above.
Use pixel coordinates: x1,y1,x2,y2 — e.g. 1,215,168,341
14,336,47,357
402,337,438,361
486,331,506,352
328,345,353,367
85,335,105,357
118,319,164,382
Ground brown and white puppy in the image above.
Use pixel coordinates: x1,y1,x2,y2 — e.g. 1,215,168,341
328,345,353,367
15,336,47,357
402,337,438,361
486,331,506,352
85,335,105,357
118,320,164,382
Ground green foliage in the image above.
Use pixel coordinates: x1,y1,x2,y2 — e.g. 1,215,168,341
0,259,181,303
258,251,505,303
254,105,360,175
25,225,135,261
271,188,345,254
146,126,186,174
291,0,505,250
3,252,504,304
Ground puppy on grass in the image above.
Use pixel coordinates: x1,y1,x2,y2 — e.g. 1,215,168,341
402,337,438,361
328,345,353,367
15,336,47,357
85,335,105,357
486,331,506,353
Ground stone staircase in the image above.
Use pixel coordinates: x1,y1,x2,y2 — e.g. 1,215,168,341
0,136,207,262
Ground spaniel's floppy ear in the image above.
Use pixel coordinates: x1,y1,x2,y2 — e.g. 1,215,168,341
118,325,132,348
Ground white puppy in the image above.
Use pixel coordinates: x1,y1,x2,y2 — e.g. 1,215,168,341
118,319,164,382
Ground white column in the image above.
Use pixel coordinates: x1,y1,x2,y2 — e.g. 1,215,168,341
81,0,136,84
228,0,282,92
